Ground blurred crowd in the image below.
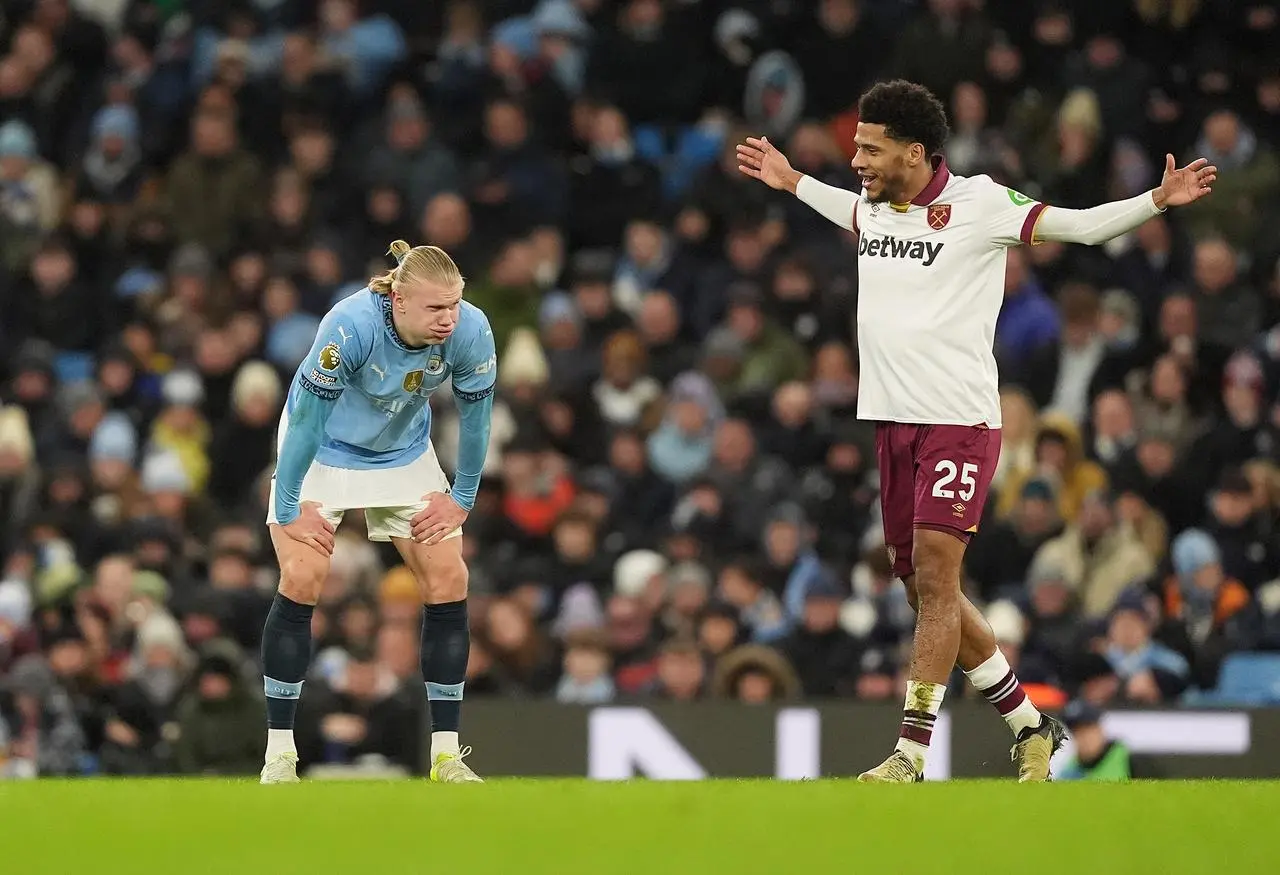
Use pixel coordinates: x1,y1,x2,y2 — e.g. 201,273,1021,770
1,0,1279,777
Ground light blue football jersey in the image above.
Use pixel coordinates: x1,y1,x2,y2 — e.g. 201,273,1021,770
287,288,497,470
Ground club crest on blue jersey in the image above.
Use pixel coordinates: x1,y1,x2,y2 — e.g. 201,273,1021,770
284,290,496,472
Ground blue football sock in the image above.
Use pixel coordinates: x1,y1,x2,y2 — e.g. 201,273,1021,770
422,600,468,733
261,592,314,729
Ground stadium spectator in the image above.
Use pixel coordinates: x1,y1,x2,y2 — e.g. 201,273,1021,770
998,413,1108,523
1055,700,1139,781
1157,528,1261,691
555,628,615,704
782,576,861,697
890,0,992,104
711,643,802,703
1203,467,1280,589
1103,590,1191,703
650,637,707,701
294,644,424,775
1032,489,1155,620
0,653,86,777
965,478,1063,602
1021,553,1084,687
1180,109,1279,251
171,642,261,775
164,105,265,258
996,246,1059,370
1022,281,1116,422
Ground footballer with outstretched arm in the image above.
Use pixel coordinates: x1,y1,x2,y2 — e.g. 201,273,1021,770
738,80,1215,783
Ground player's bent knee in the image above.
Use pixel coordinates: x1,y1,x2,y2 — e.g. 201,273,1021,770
910,528,965,603
421,550,469,604
276,545,329,605
902,576,920,612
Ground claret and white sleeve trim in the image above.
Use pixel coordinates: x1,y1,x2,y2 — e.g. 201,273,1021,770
1031,191,1165,246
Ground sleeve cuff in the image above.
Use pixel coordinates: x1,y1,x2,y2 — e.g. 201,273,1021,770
1019,203,1048,246
454,383,495,403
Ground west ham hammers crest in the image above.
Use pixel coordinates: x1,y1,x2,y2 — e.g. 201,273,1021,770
927,204,951,230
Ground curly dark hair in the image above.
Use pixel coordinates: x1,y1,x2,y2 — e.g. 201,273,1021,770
858,80,950,156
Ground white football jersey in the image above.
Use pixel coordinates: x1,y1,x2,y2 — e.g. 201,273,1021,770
853,160,1044,429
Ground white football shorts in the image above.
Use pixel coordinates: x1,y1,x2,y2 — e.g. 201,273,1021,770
265,410,462,543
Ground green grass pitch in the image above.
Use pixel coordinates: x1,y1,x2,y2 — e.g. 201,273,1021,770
1,779,1272,873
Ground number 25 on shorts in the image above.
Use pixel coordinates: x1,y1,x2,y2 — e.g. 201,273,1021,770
932,460,977,502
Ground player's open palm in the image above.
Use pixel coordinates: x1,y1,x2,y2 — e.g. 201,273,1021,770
1159,153,1217,207
737,136,800,192
280,500,336,556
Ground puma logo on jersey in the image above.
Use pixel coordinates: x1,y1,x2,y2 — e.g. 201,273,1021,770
858,234,944,267
369,362,386,381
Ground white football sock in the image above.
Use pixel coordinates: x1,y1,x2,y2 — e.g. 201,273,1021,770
964,649,1043,736
431,731,460,761
894,680,946,771
265,728,296,760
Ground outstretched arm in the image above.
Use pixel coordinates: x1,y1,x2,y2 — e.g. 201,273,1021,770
796,176,858,233
1034,155,1216,246
1033,192,1165,246
737,136,857,232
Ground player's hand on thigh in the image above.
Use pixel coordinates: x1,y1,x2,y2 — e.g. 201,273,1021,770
410,491,468,545
275,500,336,556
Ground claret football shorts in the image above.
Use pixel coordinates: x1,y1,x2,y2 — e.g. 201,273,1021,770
876,422,1001,579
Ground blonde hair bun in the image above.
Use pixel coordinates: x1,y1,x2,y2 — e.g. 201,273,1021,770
369,241,464,295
